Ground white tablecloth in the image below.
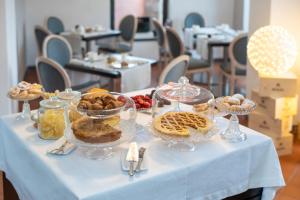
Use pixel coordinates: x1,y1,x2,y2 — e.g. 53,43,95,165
70,56,153,92
0,89,285,200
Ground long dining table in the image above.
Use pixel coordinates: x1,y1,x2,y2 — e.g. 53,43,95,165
61,30,121,51
0,88,284,200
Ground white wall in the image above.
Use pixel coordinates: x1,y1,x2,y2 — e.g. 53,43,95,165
233,0,244,30
0,0,18,115
246,0,272,97
169,0,236,35
24,0,110,66
269,0,300,121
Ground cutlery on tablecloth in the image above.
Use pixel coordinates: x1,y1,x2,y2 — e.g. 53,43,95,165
135,147,146,173
47,137,76,155
126,142,139,176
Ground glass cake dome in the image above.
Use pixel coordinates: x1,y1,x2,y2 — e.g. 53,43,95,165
150,77,217,151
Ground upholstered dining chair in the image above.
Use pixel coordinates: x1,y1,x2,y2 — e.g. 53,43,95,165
219,33,248,95
43,35,100,90
159,55,190,85
43,35,72,67
165,27,212,86
36,57,71,92
152,18,168,68
98,15,138,53
34,25,51,56
184,12,205,28
46,16,65,34
36,57,99,92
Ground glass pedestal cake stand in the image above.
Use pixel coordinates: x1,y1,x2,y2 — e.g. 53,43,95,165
65,120,136,160
149,123,219,151
8,95,41,121
215,98,256,143
65,91,137,159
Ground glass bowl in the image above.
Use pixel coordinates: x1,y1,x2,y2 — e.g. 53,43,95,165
65,92,137,159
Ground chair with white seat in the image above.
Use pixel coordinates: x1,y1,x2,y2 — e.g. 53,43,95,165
184,12,205,28
46,16,65,34
36,57,98,92
43,35,100,90
98,15,137,54
34,25,51,56
165,27,212,86
219,33,248,95
159,55,190,85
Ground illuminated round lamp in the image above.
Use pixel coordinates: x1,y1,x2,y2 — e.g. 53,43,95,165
247,25,297,76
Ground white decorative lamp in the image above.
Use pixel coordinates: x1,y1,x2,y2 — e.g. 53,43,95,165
247,26,298,97
248,26,297,76
247,25,298,156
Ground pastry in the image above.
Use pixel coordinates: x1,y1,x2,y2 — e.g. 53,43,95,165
226,97,240,105
8,81,43,100
77,91,124,112
193,103,209,112
232,94,245,103
72,117,121,143
154,112,212,137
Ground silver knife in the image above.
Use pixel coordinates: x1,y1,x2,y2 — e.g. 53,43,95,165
135,147,146,173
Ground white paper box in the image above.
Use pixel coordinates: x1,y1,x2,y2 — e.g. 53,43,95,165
257,72,297,98
251,90,298,119
272,133,293,156
248,111,293,136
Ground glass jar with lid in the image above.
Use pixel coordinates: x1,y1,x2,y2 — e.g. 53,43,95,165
38,98,67,140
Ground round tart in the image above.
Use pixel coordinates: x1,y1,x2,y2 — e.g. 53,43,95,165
153,112,212,137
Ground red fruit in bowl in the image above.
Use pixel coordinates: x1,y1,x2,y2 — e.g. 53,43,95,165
144,95,151,101
117,96,126,103
143,102,151,108
136,104,141,109
137,99,144,105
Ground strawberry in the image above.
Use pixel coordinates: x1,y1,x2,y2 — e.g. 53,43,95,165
143,102,151,108
137,99,144,105
136,104,141,109
144,95,151,101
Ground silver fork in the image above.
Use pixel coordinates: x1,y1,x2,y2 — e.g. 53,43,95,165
49,140,69,155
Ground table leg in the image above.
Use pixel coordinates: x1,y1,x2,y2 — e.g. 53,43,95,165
86,41,91,52
2,173,19,200
112,78,121,92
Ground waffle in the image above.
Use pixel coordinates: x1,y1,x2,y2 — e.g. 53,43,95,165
153,112,212,137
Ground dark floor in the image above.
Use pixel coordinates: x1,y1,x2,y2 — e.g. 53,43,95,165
1,63,299,200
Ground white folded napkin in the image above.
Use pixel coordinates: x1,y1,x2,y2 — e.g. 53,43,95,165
47,137,76,155
126,142,138,162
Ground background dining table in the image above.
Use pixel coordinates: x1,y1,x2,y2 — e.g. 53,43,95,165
0,89,284,200
66,55,155,93
61,30,121,51
184,26,241,61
